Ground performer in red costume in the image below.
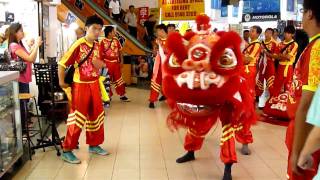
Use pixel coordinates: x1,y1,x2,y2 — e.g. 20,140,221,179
149,24,169,108
162,14,256,180
272,25,298,96
100,26,130,102
242,25,262,98
286,0,320,179
256,28,278,97
239,25,262,155
263,26,298,119
58,15,108,164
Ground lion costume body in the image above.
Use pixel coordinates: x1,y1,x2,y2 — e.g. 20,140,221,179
161,15,257,180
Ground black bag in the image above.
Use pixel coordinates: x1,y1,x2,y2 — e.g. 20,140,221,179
0,48,27,72
64,44,95,85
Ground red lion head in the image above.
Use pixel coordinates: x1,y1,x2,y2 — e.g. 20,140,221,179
161,16,256,129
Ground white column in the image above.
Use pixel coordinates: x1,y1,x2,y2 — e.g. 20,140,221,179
47,5,59,58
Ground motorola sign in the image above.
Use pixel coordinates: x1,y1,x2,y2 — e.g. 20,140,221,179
242,12,280,22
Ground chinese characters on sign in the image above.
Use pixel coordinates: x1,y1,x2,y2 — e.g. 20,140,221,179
160,0,204,21
139,7,149,25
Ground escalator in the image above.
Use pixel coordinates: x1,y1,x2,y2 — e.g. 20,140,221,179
58,0,151,55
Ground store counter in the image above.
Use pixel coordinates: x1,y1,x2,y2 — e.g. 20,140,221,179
0,71,24,178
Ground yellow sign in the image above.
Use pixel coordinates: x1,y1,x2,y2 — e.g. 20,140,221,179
149,8,160,21
160,0,205,21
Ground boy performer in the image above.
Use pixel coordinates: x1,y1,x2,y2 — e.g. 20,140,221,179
286,0,320,179
58,15,108,164
239,25,262,155
100,26,130,102
272,25,298,96
148,24,168,108
256,28,278,97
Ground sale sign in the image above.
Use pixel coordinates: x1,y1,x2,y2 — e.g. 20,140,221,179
160,0,204,21
139,7,149,25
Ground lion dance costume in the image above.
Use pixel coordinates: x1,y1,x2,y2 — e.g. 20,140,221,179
161,15,256,180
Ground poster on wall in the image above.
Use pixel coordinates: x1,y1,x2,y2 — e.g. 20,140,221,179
138,7,149,25
66,12,77,24
242,0,280,22
160,0,205,21
149,8,160,22
211,0,221,9
287,0,295,12
221,6,228,17
5,12,14,23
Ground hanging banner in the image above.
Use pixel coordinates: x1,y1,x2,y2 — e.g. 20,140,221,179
138,7,149,25
160,0,205,21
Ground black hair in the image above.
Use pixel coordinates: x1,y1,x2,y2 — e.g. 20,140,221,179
155,24,168,33
303,0,320,24
129,5,134,9
104,26,114,37
85,15,103,27
252,25,262,35
265,28,274,34
243,30,249,33
8,23,23,45
167,24,176,29
284,25,296,34
273,28,279,33
294,29,309,67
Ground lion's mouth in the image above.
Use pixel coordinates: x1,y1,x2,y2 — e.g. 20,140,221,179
175,71,227,90
176,102,214,117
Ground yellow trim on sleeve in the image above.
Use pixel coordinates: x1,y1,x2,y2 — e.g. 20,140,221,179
302,85,317,92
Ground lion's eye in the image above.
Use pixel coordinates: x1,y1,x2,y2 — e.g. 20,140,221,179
168,54,181,68
218,48,237,69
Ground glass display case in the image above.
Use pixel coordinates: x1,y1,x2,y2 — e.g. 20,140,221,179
0,71,23,177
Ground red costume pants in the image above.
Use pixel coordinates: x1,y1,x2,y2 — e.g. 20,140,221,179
256,59,276,97
63,81,105,150
236,65,255,144
273,64,293,96
183,115,252,164
105,62,126,97
286,120,320,180
149,55,162,102
242,66,257,97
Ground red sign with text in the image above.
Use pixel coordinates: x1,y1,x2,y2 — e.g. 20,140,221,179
139,7,149,25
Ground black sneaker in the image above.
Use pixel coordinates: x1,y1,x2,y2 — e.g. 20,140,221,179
149,102,155,109
159,96,167,101
120,96,130,102
176,151,195,163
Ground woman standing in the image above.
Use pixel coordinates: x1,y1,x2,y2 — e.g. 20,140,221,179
7,23,42,93
7,23,42,131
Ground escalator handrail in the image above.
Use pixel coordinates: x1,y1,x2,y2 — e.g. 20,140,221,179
85,0,152,54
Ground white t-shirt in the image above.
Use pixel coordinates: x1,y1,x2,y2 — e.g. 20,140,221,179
109,0,120,15
124,12,137,27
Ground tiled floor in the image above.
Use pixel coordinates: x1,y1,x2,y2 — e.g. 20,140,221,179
12,87,288,180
